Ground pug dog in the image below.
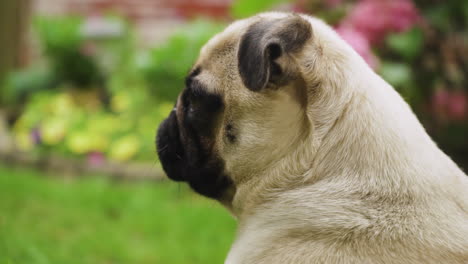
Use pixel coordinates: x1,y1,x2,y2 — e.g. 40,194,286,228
156,12,468,264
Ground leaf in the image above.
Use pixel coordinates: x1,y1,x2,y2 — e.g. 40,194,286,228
231,0,290,19
380,62,412,87
386,28,423,61
4,67,56,105
143,19,225,101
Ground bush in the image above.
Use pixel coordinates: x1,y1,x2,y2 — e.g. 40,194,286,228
35,16,104,88
8,15,173,163
142,19,225,101
3,66,57,107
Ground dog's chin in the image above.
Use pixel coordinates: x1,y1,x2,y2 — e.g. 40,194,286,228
156,110,233,200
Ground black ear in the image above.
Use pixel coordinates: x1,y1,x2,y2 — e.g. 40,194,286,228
237,15,312,92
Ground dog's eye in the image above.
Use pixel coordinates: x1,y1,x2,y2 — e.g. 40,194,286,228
226,123,236,143
187,102,200,122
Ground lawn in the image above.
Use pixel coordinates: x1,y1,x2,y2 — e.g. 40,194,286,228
0,165,236,264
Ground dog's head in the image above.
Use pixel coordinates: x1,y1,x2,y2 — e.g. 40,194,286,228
156,12,356,210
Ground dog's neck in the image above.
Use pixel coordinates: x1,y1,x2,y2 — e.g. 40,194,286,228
229,43,464,220
228,39,361,217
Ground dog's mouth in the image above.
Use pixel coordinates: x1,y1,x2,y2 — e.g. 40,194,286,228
156,110,186,182
156,107,232,200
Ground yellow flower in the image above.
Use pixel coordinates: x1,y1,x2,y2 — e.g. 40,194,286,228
15,132,34,151
111,92,131,113
41,119,67,145
108,135,141,161
51,93,75,116
67,132,92,154
89,134,109,152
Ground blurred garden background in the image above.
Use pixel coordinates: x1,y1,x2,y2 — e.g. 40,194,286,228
0,0,466,263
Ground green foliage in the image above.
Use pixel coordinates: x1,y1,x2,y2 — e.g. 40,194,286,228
4,16,133,108
35,17,103,88
3,67,56,105
380,62,412,88
35,16,83,54
0,166,236,264
386,28,423,61
383,1,468,163
231,0,289,18
3,17,91,106
10,15,169,162
143,20,225,101
12,87,173,162
8,2,465,166
379,62,418,103
420,0,468,31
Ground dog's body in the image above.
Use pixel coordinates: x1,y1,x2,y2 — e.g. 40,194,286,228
157,12,468,263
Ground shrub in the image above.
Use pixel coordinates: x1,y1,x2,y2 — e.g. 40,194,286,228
142,19,225,101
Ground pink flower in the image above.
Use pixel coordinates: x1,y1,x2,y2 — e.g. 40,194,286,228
292,0,308,13
447,91,467,121
432,89,467,121
79,42,97,57
335,26,379,69
31,127,42,145
325,0,345,8
432,89,450,117
343,0,420,44
87,151,105,166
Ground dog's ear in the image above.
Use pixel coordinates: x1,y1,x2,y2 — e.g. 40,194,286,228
238,15,312,92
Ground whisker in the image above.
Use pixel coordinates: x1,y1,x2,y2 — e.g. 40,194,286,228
158,144,169,153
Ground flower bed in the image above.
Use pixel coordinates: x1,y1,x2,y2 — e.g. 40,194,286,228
2,1,467,173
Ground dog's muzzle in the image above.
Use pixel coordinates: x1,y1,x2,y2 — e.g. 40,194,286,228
156,107,233,199
156,110,186,182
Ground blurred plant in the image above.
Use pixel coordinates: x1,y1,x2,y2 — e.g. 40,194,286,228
142,19,225,101
407,0,468,161
35,16,104,88
2,66,57,119
340,0,420,45
6,1,466,168
8,15,171,163
3,15,135,125
231,0,289,18
12,88,173,162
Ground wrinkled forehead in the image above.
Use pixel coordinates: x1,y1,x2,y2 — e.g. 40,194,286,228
189,19,253,94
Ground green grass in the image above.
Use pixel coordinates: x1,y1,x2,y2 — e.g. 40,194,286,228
0,165,236,264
